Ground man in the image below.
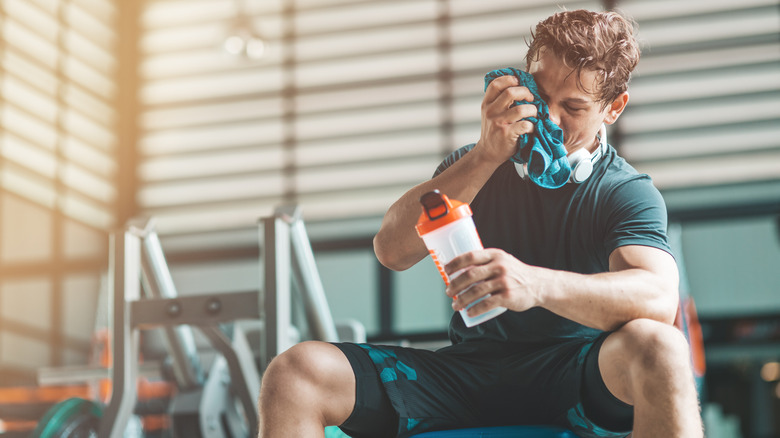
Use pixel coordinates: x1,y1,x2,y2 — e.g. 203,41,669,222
259,9,703,438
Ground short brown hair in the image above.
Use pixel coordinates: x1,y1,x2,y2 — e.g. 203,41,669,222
525,9,640,109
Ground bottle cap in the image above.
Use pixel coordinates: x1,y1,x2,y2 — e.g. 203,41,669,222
415,190,473,236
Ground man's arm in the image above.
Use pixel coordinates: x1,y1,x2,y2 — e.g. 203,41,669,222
444,244,679,331
374,75,537,271
373,149,498,271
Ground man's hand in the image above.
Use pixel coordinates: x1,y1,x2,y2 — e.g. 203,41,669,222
476,75,538,165
444,248,541,317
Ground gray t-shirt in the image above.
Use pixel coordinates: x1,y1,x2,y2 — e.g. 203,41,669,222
433,144,673,344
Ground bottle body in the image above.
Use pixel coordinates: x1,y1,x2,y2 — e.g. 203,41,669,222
416,191,507,327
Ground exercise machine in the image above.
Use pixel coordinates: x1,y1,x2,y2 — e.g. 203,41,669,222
33,205,352,437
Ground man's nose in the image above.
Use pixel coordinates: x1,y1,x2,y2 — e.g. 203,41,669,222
547,105,562,126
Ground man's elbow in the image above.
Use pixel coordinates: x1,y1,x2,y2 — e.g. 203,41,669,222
373,234,413,272
638,265,680,326
654,283,680,326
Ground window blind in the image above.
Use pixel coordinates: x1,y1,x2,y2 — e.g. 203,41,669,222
138,0,597,249
617,0,780,189
0,0,118,230
138,0,780,251
0,0,118,377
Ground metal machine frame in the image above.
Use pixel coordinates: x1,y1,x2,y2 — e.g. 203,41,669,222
38,205,341,438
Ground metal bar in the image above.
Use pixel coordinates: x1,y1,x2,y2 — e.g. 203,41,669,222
132,218,202,389
378,263,394,337
261,212,292,371
98,230,141,438
287,208,339,342
37,363,162,386
131,291,261,328
198,325,260,437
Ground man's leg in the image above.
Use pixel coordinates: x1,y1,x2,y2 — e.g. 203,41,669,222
598,318,703,438
258,341,356,438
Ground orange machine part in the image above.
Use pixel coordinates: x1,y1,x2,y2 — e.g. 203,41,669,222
674,297,706,378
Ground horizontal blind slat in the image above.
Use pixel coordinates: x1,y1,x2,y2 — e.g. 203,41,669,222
1,0,118,230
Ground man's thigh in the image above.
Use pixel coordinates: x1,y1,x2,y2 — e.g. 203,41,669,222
333,342,501,437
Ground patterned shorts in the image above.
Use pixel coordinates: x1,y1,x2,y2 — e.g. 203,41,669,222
333,334,633,438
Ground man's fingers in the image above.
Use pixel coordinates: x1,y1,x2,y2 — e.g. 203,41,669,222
483,74,519,104
483,75,535,109
444,249,490,277
507,102,538,121
513,120,535,140
451,278,502,312
445,250,507,298
485,100,537,126
492,86,536,113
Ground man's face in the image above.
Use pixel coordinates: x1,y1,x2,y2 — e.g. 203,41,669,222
528,50,622,155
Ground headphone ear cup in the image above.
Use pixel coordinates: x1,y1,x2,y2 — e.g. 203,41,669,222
568,148,592,183
513,161,526,179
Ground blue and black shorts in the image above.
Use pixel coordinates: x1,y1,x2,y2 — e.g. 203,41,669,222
332,333,633,438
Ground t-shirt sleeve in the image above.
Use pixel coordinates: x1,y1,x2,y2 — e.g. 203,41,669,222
603,175,673,258
433,144,476,178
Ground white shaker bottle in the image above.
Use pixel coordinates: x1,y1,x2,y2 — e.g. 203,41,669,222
415,190,507,327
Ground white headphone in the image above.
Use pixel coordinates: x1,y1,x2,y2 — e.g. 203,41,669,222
514,123,608,184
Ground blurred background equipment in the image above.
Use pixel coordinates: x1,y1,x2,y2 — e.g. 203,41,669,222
9,206,363,437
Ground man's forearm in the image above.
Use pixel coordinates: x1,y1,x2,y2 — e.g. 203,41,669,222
538,266,679,331
374,147,501,271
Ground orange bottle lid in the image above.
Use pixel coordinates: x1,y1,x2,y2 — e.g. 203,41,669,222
415,190,473,236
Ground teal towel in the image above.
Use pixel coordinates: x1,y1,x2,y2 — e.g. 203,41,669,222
484,68,570,189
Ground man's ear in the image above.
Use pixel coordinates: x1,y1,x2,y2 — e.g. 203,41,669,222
604,92,629,125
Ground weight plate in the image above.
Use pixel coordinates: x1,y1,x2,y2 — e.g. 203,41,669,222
30,397,103,438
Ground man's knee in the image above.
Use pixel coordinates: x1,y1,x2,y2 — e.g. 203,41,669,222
614,318,691,372
602,318,694,403
259,341,356,420
265,341,322,376
262,341,335,396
